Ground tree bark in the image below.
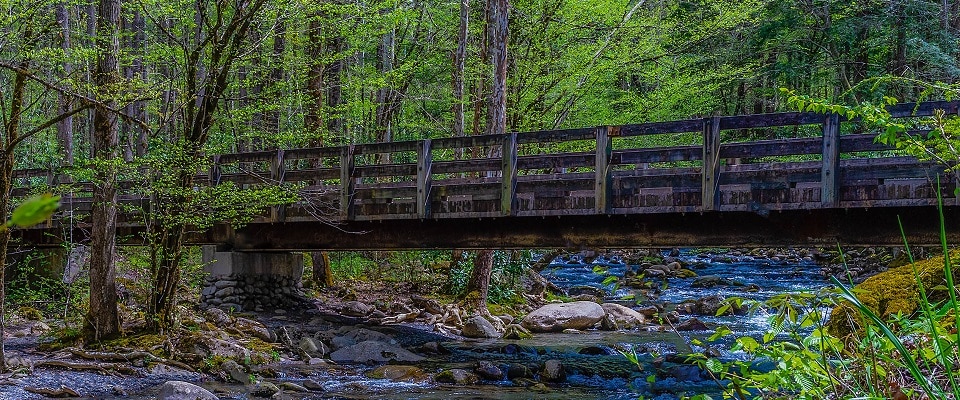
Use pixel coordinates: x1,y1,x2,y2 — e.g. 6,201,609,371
0,68,28,371
266,19,285,138
310,251,334,288
460,0,508,315
452,0,469,159
55,3,74,167
487,0,508,138
86,0,122,342
462,249,493,312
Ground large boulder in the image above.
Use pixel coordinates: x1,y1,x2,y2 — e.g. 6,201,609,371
329,340,425,364
159,381,219,400
521,301,605,332
461,316,500,338
600,303,646,329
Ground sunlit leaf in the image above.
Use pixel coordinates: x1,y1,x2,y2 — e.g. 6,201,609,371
9,194,60,228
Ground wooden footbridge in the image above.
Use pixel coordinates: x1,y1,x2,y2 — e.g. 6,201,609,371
14,101,960,249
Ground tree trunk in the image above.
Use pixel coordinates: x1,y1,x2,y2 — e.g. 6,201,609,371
461,249,493,312
130,10,148,157
487,0,508,137
310,251,334,288
375,20,396,146
460,0,509,315
55,3,74,167
266,19,285,138
86,0,122,342
452,0,469,159
0,68,28,371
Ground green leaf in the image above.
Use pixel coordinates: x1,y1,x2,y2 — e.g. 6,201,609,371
9,194,60,228
646,374,656,384
601,275,618,285
735,336,759,352
704,358,724,374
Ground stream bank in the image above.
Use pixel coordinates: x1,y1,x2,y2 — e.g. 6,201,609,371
0,247,902,399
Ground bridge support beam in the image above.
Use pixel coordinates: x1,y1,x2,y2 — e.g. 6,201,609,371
200,246,305,312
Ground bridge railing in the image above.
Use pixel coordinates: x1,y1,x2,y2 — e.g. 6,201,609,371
12,101,960,226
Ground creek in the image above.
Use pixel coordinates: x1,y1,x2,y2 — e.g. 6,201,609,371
8,250,834,400
211,250,828,399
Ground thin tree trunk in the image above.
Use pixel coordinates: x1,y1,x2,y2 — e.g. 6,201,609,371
56,3,74,167
452,0,469,159
86,0,122,342
131,10,148,157
266,19,285,138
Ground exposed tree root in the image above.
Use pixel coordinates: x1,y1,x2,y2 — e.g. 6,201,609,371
25,385,81,397
64,347,195,372
32,360,136,376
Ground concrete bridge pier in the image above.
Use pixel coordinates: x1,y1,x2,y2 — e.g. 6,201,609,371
200,246,306,312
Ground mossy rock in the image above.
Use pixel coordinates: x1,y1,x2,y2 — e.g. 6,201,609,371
17,306,43,321
675,269,698,278
827,251,960,337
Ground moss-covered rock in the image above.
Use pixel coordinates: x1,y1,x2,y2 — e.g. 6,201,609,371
827,251,960,337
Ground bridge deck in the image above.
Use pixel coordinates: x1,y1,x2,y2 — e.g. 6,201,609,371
12,101,960,249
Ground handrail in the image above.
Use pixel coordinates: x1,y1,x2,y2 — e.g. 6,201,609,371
10,101,958,224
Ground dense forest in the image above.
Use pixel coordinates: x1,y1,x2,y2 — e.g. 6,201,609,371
0,0,960,398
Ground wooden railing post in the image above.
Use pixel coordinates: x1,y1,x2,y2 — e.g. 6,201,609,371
701,116,721,211
417,139,433,219
270,149,286,222
501,132,518,216
821,113,840,207
595,126,613,214
209,155,222,186
340,145,356,220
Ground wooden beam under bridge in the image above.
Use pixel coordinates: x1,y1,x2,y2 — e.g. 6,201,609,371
197,206,960,250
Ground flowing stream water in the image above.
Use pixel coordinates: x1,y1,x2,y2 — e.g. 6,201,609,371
261,250,832,400
11,250,832,400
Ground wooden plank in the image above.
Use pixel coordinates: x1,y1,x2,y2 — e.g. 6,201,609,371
516,178,593,193
887,101,959,118
614,146,700,164
719,112,824,130
517,152,594,170
702,116,721,211
417,139,433,219
719,138,820,158
517,127,595,144
822,113,840,207
431,134,503,150
432,158,501,174
502,133,518,216
282,146,343,160
283,168,340,182
354,163,418,178
595,127,612,213
340,145,356,220
839,133,892,153
352,140,419,155
617,119,704,137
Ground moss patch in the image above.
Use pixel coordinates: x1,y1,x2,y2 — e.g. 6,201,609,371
827,251,960,337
